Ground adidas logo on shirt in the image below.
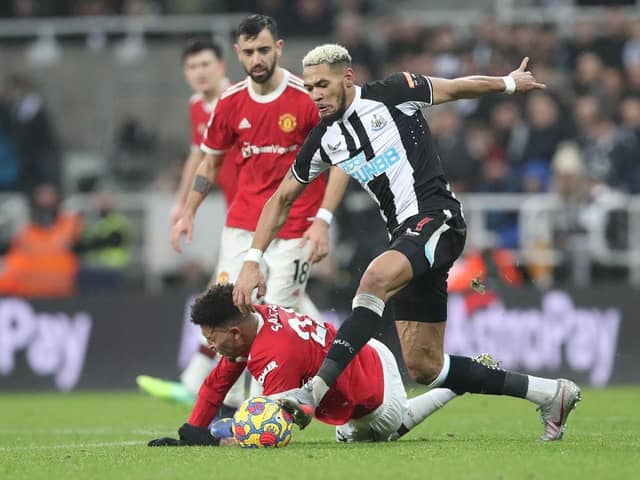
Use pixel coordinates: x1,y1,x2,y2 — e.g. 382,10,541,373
239,118,252,129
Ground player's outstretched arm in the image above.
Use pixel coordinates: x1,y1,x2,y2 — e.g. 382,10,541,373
171,152,223,253
233,170,307,310
300,167,350,264
430,57,546,105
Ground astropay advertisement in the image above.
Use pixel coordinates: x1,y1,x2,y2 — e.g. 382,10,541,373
442,288,629,387
0,287,637,390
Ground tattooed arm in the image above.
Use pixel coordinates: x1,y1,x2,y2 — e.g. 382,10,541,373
170,153,223,252
184,153,222,216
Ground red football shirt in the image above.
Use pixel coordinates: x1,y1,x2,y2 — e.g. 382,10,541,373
201,70,326,239
189,304,384,427
189,89,238,207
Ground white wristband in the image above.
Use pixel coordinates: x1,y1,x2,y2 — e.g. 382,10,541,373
315,208,333,225
502,75,516,95
244,248,263,263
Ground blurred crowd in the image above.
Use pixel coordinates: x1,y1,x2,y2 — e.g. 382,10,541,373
0,0,381,31
3,6,640,296
323,8,640,290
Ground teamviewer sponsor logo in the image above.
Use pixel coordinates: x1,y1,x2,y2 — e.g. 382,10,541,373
241,141,299,159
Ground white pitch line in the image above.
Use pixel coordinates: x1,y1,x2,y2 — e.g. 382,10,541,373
0,440,146,451
0,427,173,435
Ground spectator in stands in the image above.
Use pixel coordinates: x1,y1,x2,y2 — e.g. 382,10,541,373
0,184,82,297
520,143,588,287
285,0,335,36
547,141,627,285
471,124,520,249
522,160,551,194
580,111,637,192
335,13,380,77
625,60,640,97
536,23,569,70
573,51,604,96
622,18,640,69
520,92,566,166
72,0,110,15
567,19,599,68
3,74,61,192
10,0,40,17
75,190,133,291
573,95,600,142
430,26,464,78
600,67,626,119
339,0,380,16
489,99,528,166
619,97,640,171
123,0,162,16
431,106,478,193
0,100,19,190
600,8,628,69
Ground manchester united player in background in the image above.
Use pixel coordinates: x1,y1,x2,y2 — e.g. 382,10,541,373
148,284,457,446
137,38,242,409
171,38,236,224
167,16,349,406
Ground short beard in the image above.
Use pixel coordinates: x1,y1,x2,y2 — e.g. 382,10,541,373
322,86,347,123
247,57,276,84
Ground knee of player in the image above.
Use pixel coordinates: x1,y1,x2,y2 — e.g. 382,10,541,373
404,354,443,385
358,269,392,298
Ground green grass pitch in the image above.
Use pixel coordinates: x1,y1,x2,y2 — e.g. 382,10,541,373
1,387,639,480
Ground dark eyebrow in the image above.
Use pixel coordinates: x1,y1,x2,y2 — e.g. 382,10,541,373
303,79,329,89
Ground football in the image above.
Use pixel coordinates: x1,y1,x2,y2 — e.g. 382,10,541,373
232,396,294,448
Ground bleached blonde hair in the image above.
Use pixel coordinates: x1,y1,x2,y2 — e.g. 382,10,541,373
302,44,352,68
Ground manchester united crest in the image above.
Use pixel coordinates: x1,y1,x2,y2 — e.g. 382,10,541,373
278,113,297,133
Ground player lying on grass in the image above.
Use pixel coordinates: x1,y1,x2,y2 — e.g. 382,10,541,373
148,284,458,446
233,44,581,441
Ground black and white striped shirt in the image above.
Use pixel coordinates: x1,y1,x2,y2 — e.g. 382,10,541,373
291,72,461,235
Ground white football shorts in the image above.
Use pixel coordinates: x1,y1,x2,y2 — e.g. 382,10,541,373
213,226,312,309
335,339,409,442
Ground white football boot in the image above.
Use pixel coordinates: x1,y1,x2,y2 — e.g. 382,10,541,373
537,378,582,441
277,381,316,429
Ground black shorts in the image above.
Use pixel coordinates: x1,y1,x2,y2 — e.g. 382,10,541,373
389,210,466,323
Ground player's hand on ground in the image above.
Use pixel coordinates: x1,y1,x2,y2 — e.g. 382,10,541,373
300,218,330,264
148,423,220,447
233,262,266,313
148,436,181,446
171,213,194,253
508,57,546,93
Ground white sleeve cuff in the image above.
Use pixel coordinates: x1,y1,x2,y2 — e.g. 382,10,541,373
200,143,228,155
290,165,311,184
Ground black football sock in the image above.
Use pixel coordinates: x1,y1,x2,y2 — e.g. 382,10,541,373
316,306,384,388
441,355,528,398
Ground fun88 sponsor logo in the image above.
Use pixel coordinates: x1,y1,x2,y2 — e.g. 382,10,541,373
338,146,401,184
